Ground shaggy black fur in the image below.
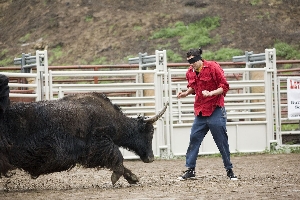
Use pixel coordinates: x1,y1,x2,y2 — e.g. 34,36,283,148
0,74,159,185
0,74,10,115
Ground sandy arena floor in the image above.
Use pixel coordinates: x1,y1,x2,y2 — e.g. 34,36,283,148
0,153,299,200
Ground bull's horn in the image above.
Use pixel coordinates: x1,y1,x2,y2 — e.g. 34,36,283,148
144,101,169,123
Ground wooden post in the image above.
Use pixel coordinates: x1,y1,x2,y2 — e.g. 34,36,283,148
93,67,98,84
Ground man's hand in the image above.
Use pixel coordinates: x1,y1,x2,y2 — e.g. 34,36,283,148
202,90,212,97
177,91,188,99
202,87,223,97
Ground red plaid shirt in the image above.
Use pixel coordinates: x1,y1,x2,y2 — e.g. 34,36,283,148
186,60,229,116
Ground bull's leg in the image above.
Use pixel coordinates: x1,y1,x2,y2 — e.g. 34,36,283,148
86,126,129,185
123,166,139,184
111,163,124,185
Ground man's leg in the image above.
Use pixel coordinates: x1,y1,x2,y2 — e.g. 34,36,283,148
208,107,232,169
208,107,237,180
178,114,209,180
185,114,209,168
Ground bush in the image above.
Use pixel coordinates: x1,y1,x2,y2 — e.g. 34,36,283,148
274,42,300,59
150,17,220,50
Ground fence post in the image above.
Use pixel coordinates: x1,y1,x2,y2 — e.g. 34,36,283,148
36,50,49,101
129,50,170,158
265,48,277,149
154,50,170,158
93,67,98,84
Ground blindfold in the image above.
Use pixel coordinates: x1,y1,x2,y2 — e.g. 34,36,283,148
187,55,202,64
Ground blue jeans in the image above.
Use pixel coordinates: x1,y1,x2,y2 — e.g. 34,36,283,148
185,107,233,170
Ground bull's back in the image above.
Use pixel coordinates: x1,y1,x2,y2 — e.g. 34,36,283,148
3,93,124,138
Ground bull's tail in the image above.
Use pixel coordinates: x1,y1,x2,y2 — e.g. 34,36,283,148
0,74,10,114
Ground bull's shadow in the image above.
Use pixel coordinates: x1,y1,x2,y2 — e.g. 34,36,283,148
0,74,168,185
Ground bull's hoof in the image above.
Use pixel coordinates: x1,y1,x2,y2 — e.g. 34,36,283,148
123,168,139,184
31,175,39,179
111,172,122,185
124,173,139,184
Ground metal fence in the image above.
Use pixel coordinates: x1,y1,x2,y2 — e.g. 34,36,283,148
1,49,300,159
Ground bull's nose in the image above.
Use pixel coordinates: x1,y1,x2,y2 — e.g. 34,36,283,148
143,156,154,163
148,156,154,163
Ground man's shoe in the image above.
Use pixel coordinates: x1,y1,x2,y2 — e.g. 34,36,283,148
226,169,238,180
177,168,196,180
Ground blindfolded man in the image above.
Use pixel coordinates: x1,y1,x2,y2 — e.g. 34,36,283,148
177,48,238,181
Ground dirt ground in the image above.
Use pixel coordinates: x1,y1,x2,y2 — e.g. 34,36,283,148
0,153,299,200
1,0,300,65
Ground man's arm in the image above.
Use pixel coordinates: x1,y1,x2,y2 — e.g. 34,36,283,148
177,87,195,99
202,87,223,97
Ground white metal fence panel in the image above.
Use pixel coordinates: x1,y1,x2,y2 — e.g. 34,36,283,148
1,72,40,100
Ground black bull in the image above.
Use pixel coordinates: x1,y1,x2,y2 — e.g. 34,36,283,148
0,74,168,185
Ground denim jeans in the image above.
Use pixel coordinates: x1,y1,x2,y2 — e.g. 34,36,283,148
185,106,233,170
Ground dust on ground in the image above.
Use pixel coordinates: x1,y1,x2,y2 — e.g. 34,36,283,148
0,153,299,200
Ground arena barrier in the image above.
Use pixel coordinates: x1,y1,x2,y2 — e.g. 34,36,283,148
276,76,300,147
4,48,299,159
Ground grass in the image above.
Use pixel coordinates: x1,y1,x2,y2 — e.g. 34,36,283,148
250,0,261,6
150,17,246,62
91,57,107,65
166,49,182,62
133,26,142,31
0,57,13,66
274,41,300,59
150,21,186,39
179,17,220,50
123,54,139,62
200,146,300,157
281,124,299,131
266,145,300,154
85,15,93,22
165,47,243,62
203,48,244,61
1,49,8,56
150,17,220,51
0,49,13,66
19,33,31,43
158,146,300,160
48,45,63,65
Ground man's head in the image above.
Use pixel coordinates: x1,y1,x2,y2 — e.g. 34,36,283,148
186,48,203,71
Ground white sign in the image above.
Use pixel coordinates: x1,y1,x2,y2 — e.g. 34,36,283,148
287,77,300,120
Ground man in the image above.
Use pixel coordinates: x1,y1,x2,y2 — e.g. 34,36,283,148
177,48,237,180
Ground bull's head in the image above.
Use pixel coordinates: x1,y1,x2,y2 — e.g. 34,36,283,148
136,102,169,163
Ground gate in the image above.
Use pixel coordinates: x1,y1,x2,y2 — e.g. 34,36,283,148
3,50,48,102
